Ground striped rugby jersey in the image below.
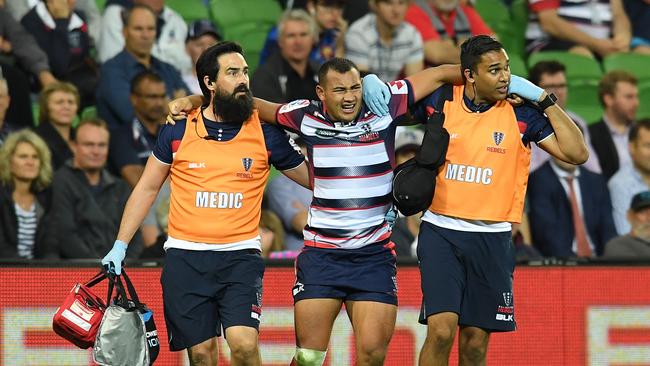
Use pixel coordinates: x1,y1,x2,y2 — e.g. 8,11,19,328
275,80,413,249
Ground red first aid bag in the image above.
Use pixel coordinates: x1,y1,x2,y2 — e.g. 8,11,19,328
52,270,112,349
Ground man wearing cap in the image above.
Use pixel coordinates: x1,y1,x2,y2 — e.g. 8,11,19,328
604,191,650,258
183,20,221,95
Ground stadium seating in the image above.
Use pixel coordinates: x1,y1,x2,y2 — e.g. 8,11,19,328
166,0,211,22
505,0,528,57
603,53,650,83
509,54,528,77
566,80,602,124
637,81,650,119
528,51,603,82
210,0,282,74
474,0,510,36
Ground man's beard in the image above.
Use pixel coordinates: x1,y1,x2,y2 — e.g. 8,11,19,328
212,84,254,124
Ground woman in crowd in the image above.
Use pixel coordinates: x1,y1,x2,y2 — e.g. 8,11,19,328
0,130,56,258
33,82,79,170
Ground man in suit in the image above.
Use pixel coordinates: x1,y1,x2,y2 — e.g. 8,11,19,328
528,156,617,258
588,71,639,179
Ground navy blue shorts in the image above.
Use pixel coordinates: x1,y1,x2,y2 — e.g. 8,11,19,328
161,248,264,351
417,222,516,332
292,242,398,305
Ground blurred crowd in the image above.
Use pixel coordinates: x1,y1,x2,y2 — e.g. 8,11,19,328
0,0,648,261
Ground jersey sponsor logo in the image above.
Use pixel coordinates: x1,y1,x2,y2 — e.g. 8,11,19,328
279,99,310,113
388,80,408,95
195,191,243,209
292,282,305,296
444,163,493,185
188,162,206,169
496,313,514,321
493,131,505,145
242,157,253,171
315,129,338,138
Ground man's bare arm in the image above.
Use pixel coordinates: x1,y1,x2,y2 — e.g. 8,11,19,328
537,92,589,164
405,64,463,102
253,97,282,124
281,161,311,190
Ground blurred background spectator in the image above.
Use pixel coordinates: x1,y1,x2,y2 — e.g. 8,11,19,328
98,0,191,72
0,130,56,259
345,0,423,81
405,0,493,65
0,77,14,145
260,0,347,66
7,0,101,44
528,60,601,173
96,4,188,129
0,6,56,128
589,71,639,179
604,191,650,258
527,155,616,258
624,0,650,55
609,119,650,235
260,208,286,258
266,136,311,252
108,70,166,187
182,20,221,95
49,118,143,259
21,0,98,109
33,82,78,171
525,0,630,58
252,9,319,102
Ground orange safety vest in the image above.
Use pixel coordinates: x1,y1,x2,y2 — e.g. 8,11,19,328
429,85,531,223
167,108,270,243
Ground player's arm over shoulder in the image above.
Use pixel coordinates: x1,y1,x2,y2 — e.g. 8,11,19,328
262,123,310,189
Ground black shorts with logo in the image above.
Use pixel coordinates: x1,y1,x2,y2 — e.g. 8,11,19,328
417,221,516,332
293,241,398,305
161,248,264,351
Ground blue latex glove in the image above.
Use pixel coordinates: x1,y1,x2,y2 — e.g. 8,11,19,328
362,74,391,116
385,207,397,229
101,240,128,275
508,75,544,102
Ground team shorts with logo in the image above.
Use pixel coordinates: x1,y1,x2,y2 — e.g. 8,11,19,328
417,221,516,332
161,248,264,351
292,241,398,305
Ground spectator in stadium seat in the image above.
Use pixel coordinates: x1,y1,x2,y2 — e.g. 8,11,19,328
528,60,601,173
251,9,319,103
96,5,188,129
0,130,57,259
108,71,167,188
589,71,639,179
0,77,16,146
33,82,79,171
527,154,616,258
266,135,312,252
7,0,101,44
525,0,631,58
50,118,143,259
609,119,650,235
21,0,98,109
182,20,220,96
390,128,425,258
345,0,424,81
623,0,650,55
260,208,286,258
260,0,347,66
0,7,56,129
97,0,191,73
604,190,650,258
405,0,494,65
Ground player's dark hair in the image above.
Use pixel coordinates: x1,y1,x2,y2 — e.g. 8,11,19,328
460,35,503,79
318,57,359,85
130,70,164,94
528,61,566,85
196,41,244,101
